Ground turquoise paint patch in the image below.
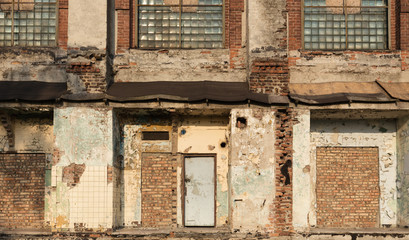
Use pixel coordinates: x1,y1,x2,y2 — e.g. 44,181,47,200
232,166,274,196
217,180,228,219
45,169,51,187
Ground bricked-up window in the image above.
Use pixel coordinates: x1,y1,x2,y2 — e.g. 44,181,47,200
303,0,388,50
0,0,57,47
137,0,223,49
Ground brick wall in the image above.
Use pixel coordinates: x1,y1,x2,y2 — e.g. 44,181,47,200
269,109,294,236
249,60,289,95
66,62,106,93
316,147,380,228
141,153,177,227
0,153,46,229
58,0,68,49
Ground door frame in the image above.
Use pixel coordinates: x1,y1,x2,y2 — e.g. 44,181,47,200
182,153,217,227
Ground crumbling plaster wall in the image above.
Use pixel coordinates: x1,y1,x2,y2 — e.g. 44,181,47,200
120,115,172,227
310,119,397,227
290,52,407,83
52,107,115,230
68,0,107,49
292,109,312,231
397,115,409,226
177,116,229,227
229,109,275,233
0,114,53,153
0,113,54,227
0,49,67,83
113,49,246,82
248,0,287,62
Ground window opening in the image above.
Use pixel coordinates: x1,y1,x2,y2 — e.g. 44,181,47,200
0,0,57,47
137,0,223,49
303,0,388,50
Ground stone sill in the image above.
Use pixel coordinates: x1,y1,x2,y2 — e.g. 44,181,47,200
112,227,230,236
0,229,52,236
305,228,409,235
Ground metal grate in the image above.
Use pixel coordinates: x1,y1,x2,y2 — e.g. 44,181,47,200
0,0,57,47
303,0,388,50
137,0,223,49
142,131,170,140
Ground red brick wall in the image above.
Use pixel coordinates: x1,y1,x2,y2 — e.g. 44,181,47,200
268,109,294,236
141,153,177,227
58,0,68,49
0,153,46,229
402,0,409,50
249,60,289,95
66,62,106,93
316,147,380,228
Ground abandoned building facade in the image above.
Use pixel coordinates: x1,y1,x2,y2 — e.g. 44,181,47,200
1,0,409,239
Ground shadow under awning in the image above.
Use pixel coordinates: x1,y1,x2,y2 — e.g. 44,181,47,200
106,81,289,104
289,82,394,105
0,81,67,101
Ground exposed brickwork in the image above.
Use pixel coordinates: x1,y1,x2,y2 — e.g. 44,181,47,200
67,62,106,93
402,13,409,50
0,153,46,229
287,0,302,50
62,163,86,188
141,153,177,227
249,60,289,95
269,109,294,236
58,0,68,49
316,147,380,228
228,0,245,69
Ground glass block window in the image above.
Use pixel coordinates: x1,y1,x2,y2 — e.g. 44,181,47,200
304,0,388,50
137,0,223,49
0,0,57,47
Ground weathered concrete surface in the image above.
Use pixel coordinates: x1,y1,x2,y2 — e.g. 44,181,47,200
292,109,311,231
0,114,53,152
248,0,286,58
68,0,107,49
229,109,275,233
310,119,397,226
397,115,409,226
289,51,405,83
52,107,115,230
177,116,229,227
0,49,67,83
113,49,246,82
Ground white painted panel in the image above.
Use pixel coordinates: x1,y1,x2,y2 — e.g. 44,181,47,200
184,156,215,226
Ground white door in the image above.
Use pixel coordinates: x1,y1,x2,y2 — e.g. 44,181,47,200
184,156,215,227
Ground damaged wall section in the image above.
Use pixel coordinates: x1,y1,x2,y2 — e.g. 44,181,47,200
53,107,115,231
229,109,276,233
310,119,397,227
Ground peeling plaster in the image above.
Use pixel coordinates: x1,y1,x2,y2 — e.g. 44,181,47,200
230,109,275,232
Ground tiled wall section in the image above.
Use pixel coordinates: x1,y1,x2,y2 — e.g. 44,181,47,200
69,166,113,229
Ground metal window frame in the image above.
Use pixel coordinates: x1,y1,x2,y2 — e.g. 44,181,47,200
0,0,58,47
135,0,225,49
301,0,389,51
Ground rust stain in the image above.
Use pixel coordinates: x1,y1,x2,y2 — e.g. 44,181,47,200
56,215,69,228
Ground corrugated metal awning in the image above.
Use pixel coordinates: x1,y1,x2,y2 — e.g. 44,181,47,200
289,82,394,105
106,81,289,104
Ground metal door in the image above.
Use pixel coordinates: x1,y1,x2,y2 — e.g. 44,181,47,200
184,156,215,227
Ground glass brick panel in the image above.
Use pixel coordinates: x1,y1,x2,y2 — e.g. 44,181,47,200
304,0,387,50
0,0,57,46
138,0,223,48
